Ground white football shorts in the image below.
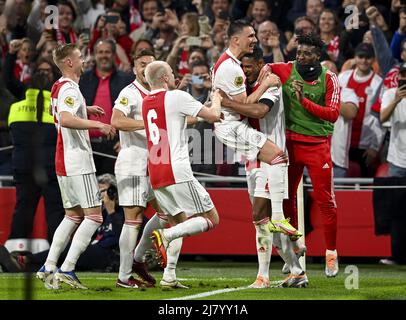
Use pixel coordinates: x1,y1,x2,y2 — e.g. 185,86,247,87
154,178,214,216
214,119,267,161
116,175,155,207
57,173,101,209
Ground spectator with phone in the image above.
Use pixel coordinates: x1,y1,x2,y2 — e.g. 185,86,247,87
380,62,406,177
89,9,134,69
167,12,202,76
141,7,178,61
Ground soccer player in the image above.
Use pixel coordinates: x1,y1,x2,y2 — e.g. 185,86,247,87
212,20,288,170
221,47,308,288
36,43,116,289
142,61,222,273
110,49,158,288
261,33,341,277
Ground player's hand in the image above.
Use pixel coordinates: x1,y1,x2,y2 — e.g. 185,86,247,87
261,73,281,89
99,123,116,140
292,80,304,102
87,105,105,117
257,64,272,84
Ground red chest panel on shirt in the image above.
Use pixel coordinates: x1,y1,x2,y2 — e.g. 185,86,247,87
142,91,176,188
52,79,71,176
347,70,374,148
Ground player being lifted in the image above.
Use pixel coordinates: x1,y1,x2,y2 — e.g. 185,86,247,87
142,61,223,272
37,44,116,289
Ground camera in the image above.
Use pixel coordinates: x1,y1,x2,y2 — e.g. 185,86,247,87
106,185,118,201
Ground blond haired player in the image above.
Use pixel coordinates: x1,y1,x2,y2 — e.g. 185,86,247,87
36,44,116,289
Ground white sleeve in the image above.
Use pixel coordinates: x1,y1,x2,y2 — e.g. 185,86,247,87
340,88,359,107
259,87,280,103
381,89,396,112
58,86,81,115
175,90,204,117
114,87,135,117
213,63,246,96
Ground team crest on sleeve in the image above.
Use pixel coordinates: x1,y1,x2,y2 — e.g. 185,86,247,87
64,96,74,107
120,97,129,106
234,76,244,87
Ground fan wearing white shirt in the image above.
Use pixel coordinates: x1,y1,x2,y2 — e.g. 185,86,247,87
380,63,406,177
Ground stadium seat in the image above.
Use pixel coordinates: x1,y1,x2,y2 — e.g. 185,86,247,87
347,161,361,177
375,162,389,178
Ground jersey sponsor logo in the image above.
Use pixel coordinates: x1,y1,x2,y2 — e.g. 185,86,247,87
120,96,129,106
234,76,244,87
64,96,75,107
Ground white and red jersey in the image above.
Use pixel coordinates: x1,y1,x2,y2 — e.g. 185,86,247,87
248,83,285,149
331,88,359,169
338,69,384,150
245,83,285,171
212,48,246,121
114,79,149,176
142,89,203,189
51,77,95,176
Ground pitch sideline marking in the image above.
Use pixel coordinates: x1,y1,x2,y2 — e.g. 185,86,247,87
168,281,283,300
167,286,250,300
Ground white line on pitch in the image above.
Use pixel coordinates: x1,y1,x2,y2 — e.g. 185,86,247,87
167,286,250,300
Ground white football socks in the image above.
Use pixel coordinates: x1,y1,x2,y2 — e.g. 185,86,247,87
133,213,167,263
44,216,81,272
163,237,183,281
254,219,273,279
163,216,212,241
119,221,141,282
60,216,102,272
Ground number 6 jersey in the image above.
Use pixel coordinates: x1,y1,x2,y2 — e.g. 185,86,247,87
142,89,203,189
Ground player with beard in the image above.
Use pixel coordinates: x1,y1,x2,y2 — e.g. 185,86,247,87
260,33,341,277
36,44,116,289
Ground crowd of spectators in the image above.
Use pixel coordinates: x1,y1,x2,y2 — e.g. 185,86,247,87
0,0,405,179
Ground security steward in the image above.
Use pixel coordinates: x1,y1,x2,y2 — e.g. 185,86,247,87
6,58,64,248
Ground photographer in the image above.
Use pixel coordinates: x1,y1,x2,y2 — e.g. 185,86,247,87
380,62,406,177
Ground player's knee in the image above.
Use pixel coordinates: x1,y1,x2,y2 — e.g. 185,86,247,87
85,214,103,225
65,215,83,225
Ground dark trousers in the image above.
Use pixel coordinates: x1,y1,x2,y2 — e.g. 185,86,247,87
91,137,118,175
8,170,64,243
349,147,379,177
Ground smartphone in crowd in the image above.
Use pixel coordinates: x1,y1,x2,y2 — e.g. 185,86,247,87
186,36,202,47
191,75,204,85
103,15,120,24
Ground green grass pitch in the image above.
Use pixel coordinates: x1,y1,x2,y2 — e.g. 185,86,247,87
1,261,405,300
